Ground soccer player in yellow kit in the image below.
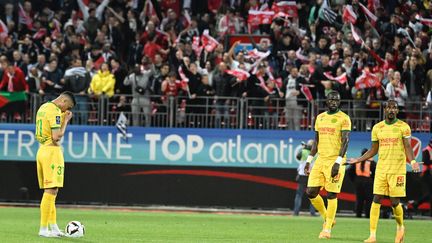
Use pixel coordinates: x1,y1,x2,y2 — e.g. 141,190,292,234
349,100,421,243
304,91,351,239
35,91,75,237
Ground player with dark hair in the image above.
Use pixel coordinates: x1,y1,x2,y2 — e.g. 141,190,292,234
35,91,75,237
349,100,421,243
305,90,351,239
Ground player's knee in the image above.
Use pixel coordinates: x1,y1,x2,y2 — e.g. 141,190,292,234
306,188,318,198
45,188,59,196
372,195,382,204
390,199,400,208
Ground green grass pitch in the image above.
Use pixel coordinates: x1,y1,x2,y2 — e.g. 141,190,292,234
0,207,431,242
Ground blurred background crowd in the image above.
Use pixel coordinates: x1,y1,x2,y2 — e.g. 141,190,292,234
0,0,431,129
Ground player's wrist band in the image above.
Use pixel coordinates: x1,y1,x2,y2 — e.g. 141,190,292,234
335,156,343,164
306,155,314,163
410,160,416,165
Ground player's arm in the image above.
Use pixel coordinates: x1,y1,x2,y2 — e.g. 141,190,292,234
331,131,350,177
51,111,72,145
304,131,318,175
348,142,379,165
403,137,422,173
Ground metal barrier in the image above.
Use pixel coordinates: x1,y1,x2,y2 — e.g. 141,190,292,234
2,93,431,132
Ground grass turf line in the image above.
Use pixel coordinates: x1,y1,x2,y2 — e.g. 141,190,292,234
0,207,430,242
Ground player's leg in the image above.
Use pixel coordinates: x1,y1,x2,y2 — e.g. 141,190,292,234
388,174,407,243
364,194,383,243
306,163,326,221
37,148,53,237
48,148,65,236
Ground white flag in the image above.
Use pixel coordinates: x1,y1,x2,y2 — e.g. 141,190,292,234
116,112,128,140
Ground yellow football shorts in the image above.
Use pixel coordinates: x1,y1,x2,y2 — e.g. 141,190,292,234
373,173,406,197
307,158,346,193
36,146,65,189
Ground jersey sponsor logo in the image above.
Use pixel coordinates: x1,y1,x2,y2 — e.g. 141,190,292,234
56,116,61,124
320,127,336,134
380,137,400,146
396,175,404,187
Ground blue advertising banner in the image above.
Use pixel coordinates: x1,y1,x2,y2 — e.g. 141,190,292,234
0,124,429,168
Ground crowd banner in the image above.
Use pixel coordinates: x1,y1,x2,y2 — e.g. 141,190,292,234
0,124,428,169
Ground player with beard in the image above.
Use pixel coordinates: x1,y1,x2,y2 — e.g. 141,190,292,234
305,90,351,239
349,100,421,243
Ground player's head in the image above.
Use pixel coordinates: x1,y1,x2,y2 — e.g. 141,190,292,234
56,91,76,112
383,99,398,120
326,90,340,112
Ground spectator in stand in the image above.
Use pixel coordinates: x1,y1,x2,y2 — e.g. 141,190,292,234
0,61,28,120
63,57,91,125
88,62,115,98
27,67,44,95
41,58,63,102
212,62,232,128
385,71,407,119
285,67,302,131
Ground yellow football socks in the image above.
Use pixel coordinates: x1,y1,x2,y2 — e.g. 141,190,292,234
40,193,56,228
325,198,337,230
48,194,57,226
392,204,404,227
310,195,327,221
369,202,381,237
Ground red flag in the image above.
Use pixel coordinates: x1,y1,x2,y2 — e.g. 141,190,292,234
343,5,357,24
257,75,272,94
183,10,191,27
201,30,219,52
18,3,33,30
0,19,8,38
225,69,250,81
350,23,364,44
178,66,189,82
416,15,432,27
247,10,275,26
355,70,381,89
359,2,377,26
50,19,61,39
300,85,313,101
271,1,298,18
32,28,47,40
192,36,202,57
323,72,348,84
245,49,271,60
93,56,105,70
144,0,159,21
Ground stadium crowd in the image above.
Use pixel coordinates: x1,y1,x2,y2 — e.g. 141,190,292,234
0,0,431,128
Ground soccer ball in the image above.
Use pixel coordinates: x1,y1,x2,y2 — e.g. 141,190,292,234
65,221,85,238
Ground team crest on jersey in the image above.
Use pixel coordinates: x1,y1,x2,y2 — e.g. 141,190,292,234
396,176,404,187
331,118,337,123
56,116,61,124
392,128,399,133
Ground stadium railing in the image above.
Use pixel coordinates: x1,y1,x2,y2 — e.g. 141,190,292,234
1,93,430,132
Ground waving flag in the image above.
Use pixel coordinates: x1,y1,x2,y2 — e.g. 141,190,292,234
0,91,27,110
323,72,348,84
225,69,250,81
0,19,8,38
245,49,271,60
359,2,377,26
32,28,47,40
300,85,314,101
116,112,128,141
272,1,298,18
296,48,309,63
343,5,357,24
201,29,219,52
351,23,364,45
18,3,33,30
320,0,337,24
247,10,275,26
415,15,432,27
355,70,381,89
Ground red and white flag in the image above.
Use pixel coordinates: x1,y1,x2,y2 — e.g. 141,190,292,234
359,2,377,26
93,56,105,70
201,29,219,52
300,85,313,101
272,1,298,18
183,10,191,27
18,3,33,30
225,69,250,81
343,5,357,24
351,23,364,44
323,72,348,84
32,28,47,40
355,70,381,89
144,0,158,21
257,75,272,94
246,49,271,60
50,18,61,39
415,15,432,27
0,19,8,38
247,10,275,26
178,66,189,82
192,36,202,57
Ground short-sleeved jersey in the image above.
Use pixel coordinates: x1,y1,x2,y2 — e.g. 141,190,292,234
314,110,351,163
372,119,411,175
35,102,62,145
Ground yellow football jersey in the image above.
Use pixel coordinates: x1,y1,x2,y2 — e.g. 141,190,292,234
314,110,351,163
372,119,411,175
35,102,62,145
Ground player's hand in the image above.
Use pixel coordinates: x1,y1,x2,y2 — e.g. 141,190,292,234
331,163,340,178
64,111,73,121
304,162,311,176
411,161,423,173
